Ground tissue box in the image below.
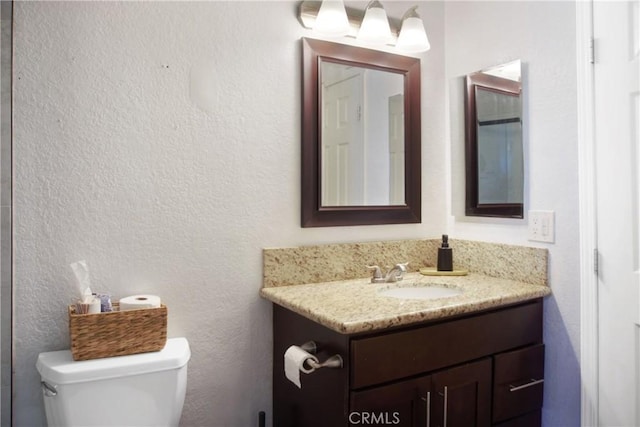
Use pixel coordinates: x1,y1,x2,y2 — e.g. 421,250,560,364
68,303,167,361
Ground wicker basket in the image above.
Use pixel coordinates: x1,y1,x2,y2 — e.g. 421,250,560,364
68,302,167,361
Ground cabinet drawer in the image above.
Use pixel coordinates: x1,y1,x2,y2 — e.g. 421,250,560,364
351,300,542,389
493,344,544,423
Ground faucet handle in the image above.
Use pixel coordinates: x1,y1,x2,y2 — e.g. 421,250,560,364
367,265,385,283
391,262,409,281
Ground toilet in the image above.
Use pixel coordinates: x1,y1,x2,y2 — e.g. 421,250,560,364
36,337,190,427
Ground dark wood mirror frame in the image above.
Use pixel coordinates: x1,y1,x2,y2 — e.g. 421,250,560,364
464,72,523,218
301,38,422,227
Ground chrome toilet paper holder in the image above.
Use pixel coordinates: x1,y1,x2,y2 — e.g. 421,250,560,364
300,341,343,369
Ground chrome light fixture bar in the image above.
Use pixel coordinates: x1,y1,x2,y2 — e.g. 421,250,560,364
298,1,430,52
299,0,399,43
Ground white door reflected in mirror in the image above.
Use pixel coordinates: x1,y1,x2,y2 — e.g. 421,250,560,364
320,61,405,207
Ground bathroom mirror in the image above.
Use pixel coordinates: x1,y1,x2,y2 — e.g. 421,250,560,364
301,38,421,227
464,60,523,218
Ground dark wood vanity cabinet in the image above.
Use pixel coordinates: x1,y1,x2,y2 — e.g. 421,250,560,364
272,299,544,427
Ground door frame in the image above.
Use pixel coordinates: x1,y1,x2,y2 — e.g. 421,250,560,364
576,1,598,425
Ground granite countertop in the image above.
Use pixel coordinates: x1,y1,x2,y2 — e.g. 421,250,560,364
260,272,551,334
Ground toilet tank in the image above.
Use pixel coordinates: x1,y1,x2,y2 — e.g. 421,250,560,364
37,337,190,427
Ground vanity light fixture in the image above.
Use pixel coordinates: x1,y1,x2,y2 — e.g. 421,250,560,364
313,0,350,37
298,1,430,53
357,0,392,45
396,6,431,53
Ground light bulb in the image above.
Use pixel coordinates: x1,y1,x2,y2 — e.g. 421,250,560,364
357,0,392,45
314,0,350,37
396,6,430,53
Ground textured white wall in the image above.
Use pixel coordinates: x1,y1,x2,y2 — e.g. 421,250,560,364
12,2,445,426
0,4,9,425
14,2,580,425
445,2,581,426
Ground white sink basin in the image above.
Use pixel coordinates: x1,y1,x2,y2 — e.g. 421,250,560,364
378,285,463,300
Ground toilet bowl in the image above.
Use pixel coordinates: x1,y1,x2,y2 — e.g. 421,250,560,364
36,337,190,427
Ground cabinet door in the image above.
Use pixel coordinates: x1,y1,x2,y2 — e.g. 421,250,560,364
350,375,431,427
430,358,492,427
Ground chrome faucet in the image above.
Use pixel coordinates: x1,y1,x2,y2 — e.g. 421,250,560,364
367,263,409,283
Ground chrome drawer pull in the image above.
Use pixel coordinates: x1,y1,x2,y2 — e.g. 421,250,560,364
509,378,544,392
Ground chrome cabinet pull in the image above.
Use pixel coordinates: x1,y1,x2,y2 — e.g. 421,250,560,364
420,391,431,427
443,386,448,427
509,378,544,392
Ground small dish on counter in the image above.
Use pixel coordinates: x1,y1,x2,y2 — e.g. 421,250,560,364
419,267,468,276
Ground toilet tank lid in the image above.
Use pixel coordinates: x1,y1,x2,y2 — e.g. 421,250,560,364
36,337,191,385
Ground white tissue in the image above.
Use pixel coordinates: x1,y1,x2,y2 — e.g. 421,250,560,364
119,295,162,311
70,260,93,303
284,346,318,388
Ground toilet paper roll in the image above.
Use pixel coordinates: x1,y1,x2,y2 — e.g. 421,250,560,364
284,345,318,389
119,295,162,311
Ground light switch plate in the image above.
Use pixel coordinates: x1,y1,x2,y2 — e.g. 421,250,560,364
529,210,555,243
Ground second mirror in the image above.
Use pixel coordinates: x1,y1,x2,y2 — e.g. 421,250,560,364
464,60,523,218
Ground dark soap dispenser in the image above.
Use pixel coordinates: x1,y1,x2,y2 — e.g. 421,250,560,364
437,234,453,271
